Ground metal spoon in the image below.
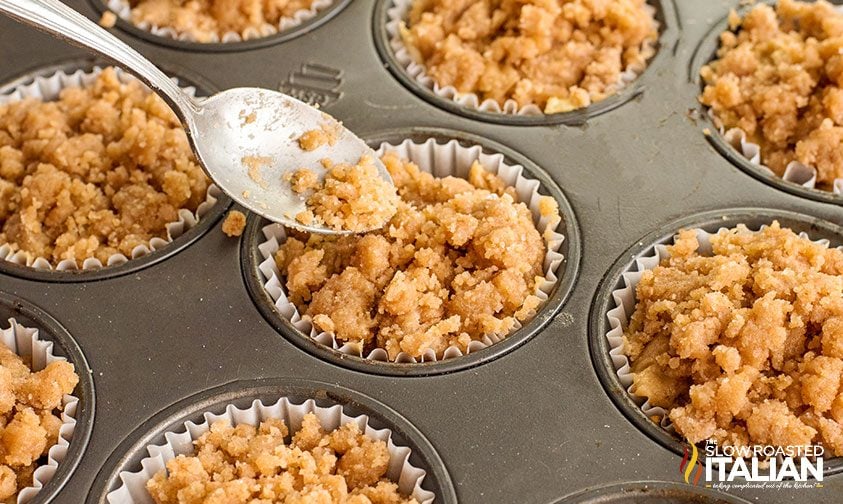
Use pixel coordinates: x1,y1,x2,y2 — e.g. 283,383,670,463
0,0,393,234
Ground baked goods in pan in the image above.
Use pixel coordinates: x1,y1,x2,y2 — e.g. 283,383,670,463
277,152,558,360
0,68,209,267
623,223,843,456
401,0,658,113
701,0,843,190
0,342,78,501
146,412,419,503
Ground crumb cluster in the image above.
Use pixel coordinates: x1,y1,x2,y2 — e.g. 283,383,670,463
0,342,78,501
0,68,209,267
297,121,341,152
126,0,320,42
623,223,843,455
146,412,418,503
277,152,558,359
700,0,843,189
286,157,399,232
402,0,658,113
221,210,247,237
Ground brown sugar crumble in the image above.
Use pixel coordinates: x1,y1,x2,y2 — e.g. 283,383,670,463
276,153,556,360
623,222,843,456
286,157,399,232
401,0,658,113
221,210,247,237
0,68,209,267
700,0,843,190
0,342,79,501
99,10,118,28
284,168,320,194
146,412,418,504
243,155,272,189
127,0,320,43
297,121,341,152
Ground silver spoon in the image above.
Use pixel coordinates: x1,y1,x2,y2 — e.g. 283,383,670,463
0,0,393,235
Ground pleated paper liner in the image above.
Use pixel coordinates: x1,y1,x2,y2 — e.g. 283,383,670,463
703,4,843,195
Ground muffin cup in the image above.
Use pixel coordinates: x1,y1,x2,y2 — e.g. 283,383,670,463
1,318,80,503
703,4,843,195
104,0,335,43
105,397,435,504
604,223,833,431
257,137,566,363
0,66,221,271
384,0,657,116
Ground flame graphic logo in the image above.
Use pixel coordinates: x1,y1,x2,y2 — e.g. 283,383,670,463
679,444,703,486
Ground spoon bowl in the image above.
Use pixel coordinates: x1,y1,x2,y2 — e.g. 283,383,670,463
187,88,392,232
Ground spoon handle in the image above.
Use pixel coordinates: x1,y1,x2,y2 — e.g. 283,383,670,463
0,0,197,117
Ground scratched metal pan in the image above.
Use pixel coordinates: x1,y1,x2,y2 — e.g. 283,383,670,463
0,0,840,503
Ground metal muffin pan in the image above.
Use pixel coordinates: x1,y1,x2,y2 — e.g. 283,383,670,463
0,0,841,502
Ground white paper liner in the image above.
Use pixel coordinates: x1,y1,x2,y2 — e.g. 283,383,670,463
105,0,335,43
717,119,843,195
106,397,435,504
604,224,831,432
0,66,220,271
258,137,566,363
385,0,657,116
0,318,80,504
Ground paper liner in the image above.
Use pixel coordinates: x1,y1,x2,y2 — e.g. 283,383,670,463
385,0,657,116
604,224,830,432
258,137,566,363
0,66,220,271
716,119,843,195
105,397,435,504
105,0,334,43
0,318,80,504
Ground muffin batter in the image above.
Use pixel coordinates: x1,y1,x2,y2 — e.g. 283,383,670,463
623,223,843,455
146,413,418,503
0,68,209,267
0,342,79,501
701,0,843,189
277,152,558,359
126,0,320,42
402,0,658,113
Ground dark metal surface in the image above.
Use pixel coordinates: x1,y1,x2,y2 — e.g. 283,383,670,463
0,0,840,502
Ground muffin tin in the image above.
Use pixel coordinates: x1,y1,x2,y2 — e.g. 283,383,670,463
0,0,842,502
